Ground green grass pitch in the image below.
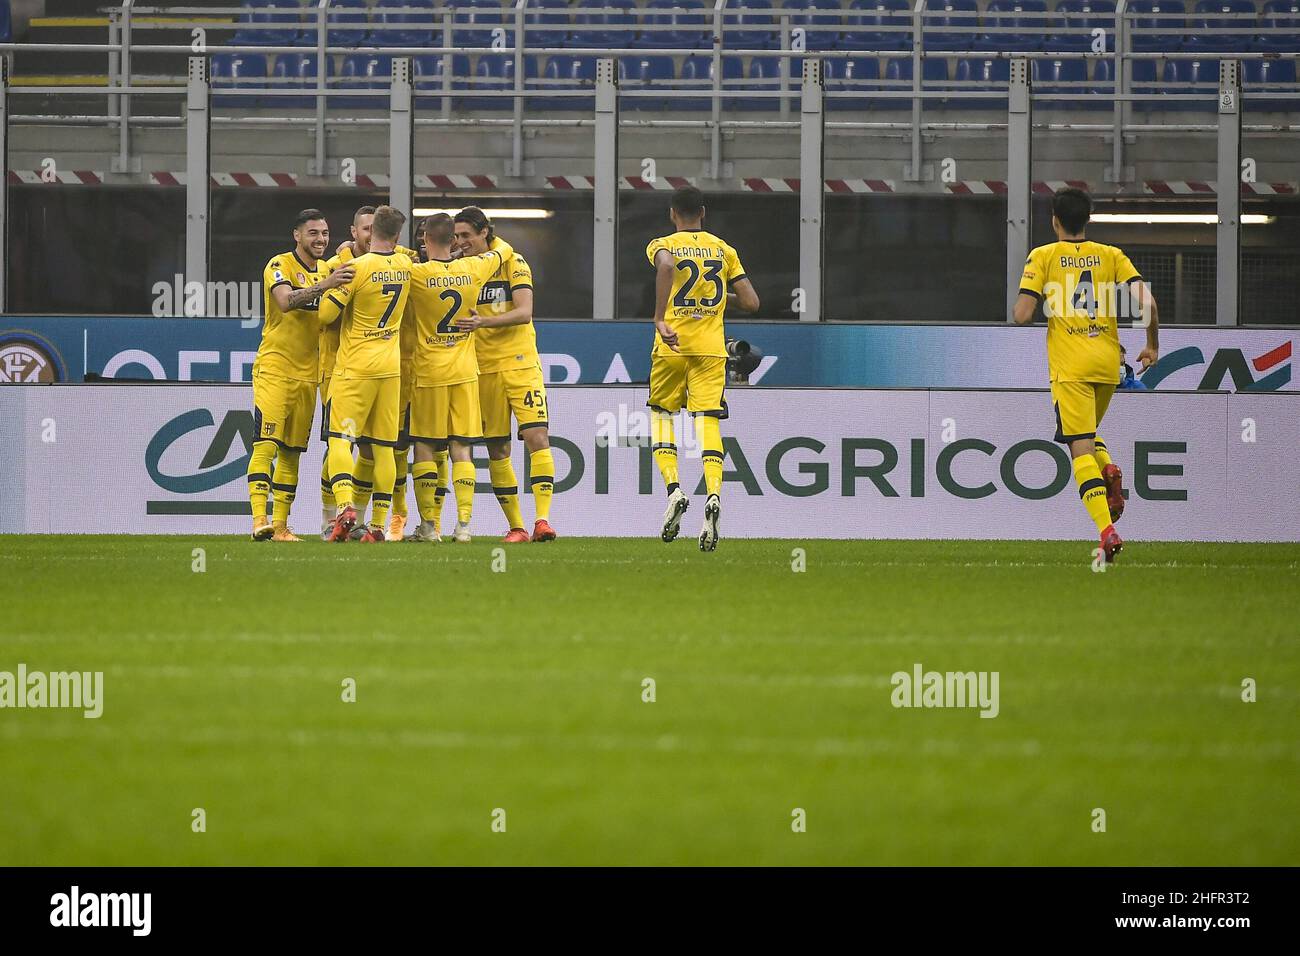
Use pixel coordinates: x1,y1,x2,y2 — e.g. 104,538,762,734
1,535,1297,866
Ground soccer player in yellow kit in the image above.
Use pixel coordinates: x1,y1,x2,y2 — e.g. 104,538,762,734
647,186,760,551
453,207,557,544
1014,187,1160,562
248,208,354,541
318,205,413,542
404,213,510,543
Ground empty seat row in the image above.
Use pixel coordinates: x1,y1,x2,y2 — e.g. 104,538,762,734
212,49,1300,110
226,0,1300,54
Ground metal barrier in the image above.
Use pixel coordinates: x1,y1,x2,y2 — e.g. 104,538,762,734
1,2,1298,321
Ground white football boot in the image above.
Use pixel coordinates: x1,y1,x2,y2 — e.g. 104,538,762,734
698,494,721,552
660,488,689,543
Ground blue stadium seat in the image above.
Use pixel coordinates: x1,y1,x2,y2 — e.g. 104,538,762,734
786,0,845,51
722,0,779,50
570,0,638,48
950,56,1010,108
923,1,981,52
741,55,786,110
414,53,472,108
619,55,677,109
840,0,912,51
453,0,508,49
525,0,572,46
635,0,710,50
1244,56,1299,109
1162,57,1221,110
1258,0,1300,50
878,56,949,108
233,0,304,46
1046,0,1116,53
336,52,393,108
1126,0,1188,51
1185,0,1258,52
472,53,541,109
0,2,10,44
824,56,881,110
327,0,369,47
1091,56,1161,107
272,51,335,109
1033,57,1093,108
372,0,435,47
972,1,1048,52
676,54,745,109
212,52,269,108
536,54,599,109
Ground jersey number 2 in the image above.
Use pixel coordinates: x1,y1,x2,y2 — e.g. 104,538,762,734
438,289,463,333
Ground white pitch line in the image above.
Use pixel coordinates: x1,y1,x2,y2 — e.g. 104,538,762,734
1,721,1296,764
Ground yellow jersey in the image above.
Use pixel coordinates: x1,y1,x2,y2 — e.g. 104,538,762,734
256,249,328,382
1019,240,1142,384
317,249,351,383
408,243,510,387
320,250,413,380
473,236,538,373
646,230,747,358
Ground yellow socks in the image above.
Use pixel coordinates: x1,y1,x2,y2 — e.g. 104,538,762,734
247,440,276,519
697,415,724,497
452,459,476,524
651,411,679,494
529,449,554,521
1093,436,1113,470
433,448,450,532
1073,454,1112,533
489,457,525,530
319,450,334,520
413,460,440,525
326,436,355,509
270,449,300,526
352,452,375,517
369,447,395,530
393,447,409,518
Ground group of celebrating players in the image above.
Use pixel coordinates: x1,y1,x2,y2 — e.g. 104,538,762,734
244,184,1158,561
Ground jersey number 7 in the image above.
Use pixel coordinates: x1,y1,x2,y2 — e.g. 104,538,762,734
377,283,403,328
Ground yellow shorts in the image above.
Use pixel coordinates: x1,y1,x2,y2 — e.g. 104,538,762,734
326,374,402,447
647,353,728,418
1051,380,1116,443
252,369,316,452
479,365,548,441
410,380,484,444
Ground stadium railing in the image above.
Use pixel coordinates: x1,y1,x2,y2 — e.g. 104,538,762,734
0,1,1296,323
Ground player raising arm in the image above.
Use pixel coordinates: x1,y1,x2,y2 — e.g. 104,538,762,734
1013,186,1159,563
247,208,354,541
317,205,413,543
647,186,760,551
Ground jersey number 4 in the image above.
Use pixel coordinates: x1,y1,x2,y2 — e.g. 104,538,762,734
377,283,403,328
674,259,725,309
1072,270,1098,318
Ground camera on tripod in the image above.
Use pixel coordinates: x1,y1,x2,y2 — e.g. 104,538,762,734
725,337,763,384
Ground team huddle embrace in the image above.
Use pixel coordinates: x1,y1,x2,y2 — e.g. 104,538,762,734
246,203,556,545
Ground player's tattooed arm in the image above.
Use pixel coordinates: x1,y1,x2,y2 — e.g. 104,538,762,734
276,265,356,313
652,249,679,351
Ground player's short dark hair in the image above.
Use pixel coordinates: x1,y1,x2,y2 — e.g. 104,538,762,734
293,208,327,230
454,206,494,243
354,205,377,223
670,186,705,219
372,205,406,241
422,213,455,246
1053,187,1091,235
